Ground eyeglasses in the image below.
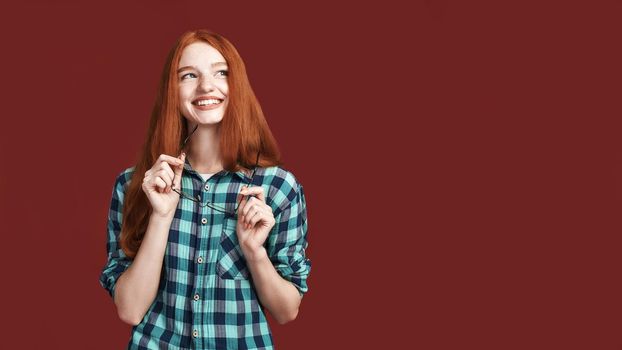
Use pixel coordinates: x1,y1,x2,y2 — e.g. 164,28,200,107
171,124,260,217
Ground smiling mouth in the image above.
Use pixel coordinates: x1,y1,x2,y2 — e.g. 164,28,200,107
193,98,223,106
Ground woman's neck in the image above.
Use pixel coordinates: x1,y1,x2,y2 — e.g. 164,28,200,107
186,122,224,174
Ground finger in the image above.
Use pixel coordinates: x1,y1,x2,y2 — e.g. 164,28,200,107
159,164,174,193
242,197,258,217
240,186,265,203
246,208,263,227
236,186,248,205
172,152,186,190
157,169,173,185
237,196,248,218
142,174,151,189
157,170,173,192
246,202,271,224
159,162,175,184
252,212,268,229
158,153,185,168
154,177,167,192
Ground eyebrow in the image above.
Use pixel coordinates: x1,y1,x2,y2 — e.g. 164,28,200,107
177,62,228,73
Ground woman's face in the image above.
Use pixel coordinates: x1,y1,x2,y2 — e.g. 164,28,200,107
177,42,229,126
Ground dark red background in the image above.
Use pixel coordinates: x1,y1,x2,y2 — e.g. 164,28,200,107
1,1,622,349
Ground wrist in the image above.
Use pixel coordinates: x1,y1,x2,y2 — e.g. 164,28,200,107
242,246,268,263
150,211,175,223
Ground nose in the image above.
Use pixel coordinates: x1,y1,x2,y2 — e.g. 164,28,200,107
197,75,216,92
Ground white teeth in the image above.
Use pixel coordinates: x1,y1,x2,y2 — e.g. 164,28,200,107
196,99,221,106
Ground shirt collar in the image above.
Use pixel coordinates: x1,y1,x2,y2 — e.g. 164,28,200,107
183,156,252,182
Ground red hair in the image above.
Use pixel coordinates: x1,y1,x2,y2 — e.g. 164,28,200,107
120,29,281,258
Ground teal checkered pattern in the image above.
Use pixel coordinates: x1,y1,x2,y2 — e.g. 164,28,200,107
100,157,311,349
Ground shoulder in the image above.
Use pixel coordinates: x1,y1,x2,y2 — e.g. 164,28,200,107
259,166,302,191
257,166,304,212
112,166,136,194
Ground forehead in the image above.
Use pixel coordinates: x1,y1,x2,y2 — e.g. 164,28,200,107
178,42,226,67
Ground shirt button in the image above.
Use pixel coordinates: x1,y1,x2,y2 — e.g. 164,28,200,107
197,256,204,264
204,184,209,191
193,294,200,301
196,195,201,201
201,218,208,224
192,330,199,338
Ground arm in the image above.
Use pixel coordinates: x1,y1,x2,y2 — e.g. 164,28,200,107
245,248,302,324
113,214,173,326
100,154,185,326
237,180,311,324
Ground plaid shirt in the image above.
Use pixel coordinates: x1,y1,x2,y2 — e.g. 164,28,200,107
99,158,311,349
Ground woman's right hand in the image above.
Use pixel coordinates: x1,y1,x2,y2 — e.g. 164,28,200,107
142,152,186,218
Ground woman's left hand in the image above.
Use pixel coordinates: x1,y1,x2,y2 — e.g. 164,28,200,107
236,185,275,260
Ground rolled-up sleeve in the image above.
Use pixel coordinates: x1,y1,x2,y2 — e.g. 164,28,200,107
99,169,133,299
267,179,311,297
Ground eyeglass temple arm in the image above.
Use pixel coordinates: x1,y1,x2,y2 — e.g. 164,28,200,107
181,124,199,151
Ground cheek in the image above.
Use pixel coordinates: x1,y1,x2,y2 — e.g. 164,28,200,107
179,85,193,101
219,81,229,96
178,89,193,116
179,89,188,103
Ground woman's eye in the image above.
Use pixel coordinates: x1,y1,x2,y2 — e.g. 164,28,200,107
216,70,229,77
181,73,196,80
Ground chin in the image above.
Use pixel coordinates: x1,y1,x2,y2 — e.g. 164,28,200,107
196,116,224,125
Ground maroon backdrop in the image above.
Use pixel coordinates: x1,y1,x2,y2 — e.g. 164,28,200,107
1,1,621,349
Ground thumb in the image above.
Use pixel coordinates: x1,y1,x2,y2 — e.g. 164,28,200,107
173,152,186,189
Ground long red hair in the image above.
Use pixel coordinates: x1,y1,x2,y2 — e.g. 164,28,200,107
120,29,281,258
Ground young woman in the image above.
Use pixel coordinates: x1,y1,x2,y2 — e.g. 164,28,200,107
99,29,311,349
